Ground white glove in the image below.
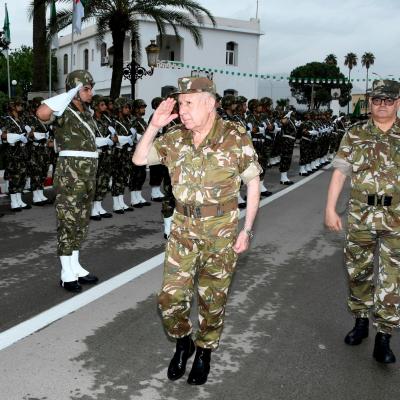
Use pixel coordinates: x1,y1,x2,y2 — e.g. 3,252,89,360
95,137,114,147
136,133,142,141
43,83,83,117
247,123,253,132
24,125,32,134
20,135,28,144
117,135,132,146
33,132,47,141
108,126,116,136
7,133,24,144
130,127,137,135
284,111,293,119
259,126,266,135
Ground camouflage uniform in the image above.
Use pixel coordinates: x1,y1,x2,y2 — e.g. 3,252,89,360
334,115,400,333
52,72,98,256
279,113,297,173
150,113,262,349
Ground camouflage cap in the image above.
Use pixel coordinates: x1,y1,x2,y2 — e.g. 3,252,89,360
248,99,260,111
114,97,129,110
151,97,163,110
176,76,216,96
235,95,248,104
132,99,147,109
65,69,95,91
221,94,236,108
92,95,105,108
370,79,400,98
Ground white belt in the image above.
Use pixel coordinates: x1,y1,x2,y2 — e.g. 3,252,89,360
301,137,312,142
59,150,98,159
282,134,296,140
252,138,264,142
264,135,272,140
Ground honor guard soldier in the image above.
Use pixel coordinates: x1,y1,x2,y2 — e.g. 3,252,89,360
36,70,99,293
325,79,400,364
133,76,262,385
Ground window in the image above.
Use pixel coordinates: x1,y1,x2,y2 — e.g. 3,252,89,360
84,49,89,70
157,35,182,62
224,89,238,96
226,42,238,66
100,43,108,66
161,86,177,98
63,54,68,74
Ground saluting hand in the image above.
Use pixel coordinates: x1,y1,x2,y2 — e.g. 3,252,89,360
150,98,178,131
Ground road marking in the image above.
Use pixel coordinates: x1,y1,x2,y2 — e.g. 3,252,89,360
0,167,327,351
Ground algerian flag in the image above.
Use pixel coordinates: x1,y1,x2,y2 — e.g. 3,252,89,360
3,3,10,43
352,99,361,117
50,0,59,48
72,0,85,34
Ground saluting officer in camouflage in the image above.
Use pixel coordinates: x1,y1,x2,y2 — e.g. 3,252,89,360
27,97,51,206
325,79,400,364
133,76,262,385
90,95,114,220
36,70,99,293
0,98,32,211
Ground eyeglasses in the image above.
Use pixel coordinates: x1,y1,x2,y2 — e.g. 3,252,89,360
371,97,396,106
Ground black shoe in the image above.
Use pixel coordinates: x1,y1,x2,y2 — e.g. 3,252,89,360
123,206,134,212
238,202,247,209
132,203,143,208
164,233,169,240
21,204,32,209
373,332,396,363
280,180,294,185
187,347,211,385
99,212,113,218
260,191,273,197
344,317,369,345
78,274,99,284
90,215,102,221
11,207,22,212
299,172,309,176
32,201,46,206
140,201,151,207
114,209,125,214
167,336,195,381
151,196,164,202
60,280,82,293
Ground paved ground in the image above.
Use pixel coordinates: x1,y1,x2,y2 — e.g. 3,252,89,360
1,152,400,400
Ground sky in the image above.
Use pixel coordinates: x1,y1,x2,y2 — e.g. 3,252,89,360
3,0,400,89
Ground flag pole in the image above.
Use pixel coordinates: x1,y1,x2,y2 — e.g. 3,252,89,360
70,0,75,71
49,43,52,97
6,48,10,98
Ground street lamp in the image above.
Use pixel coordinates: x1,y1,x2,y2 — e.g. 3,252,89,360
11,80,17,98
123,40,160,100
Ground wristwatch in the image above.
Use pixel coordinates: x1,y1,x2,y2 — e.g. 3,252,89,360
243,228,254,239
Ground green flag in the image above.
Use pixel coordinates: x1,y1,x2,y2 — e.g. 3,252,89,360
3,3,10,43
352,99,361,117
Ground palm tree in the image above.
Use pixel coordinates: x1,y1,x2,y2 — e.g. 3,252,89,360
48,0,215,99
361,52,375,93
344,52,357,114
324,54,337,66
28,0,48,92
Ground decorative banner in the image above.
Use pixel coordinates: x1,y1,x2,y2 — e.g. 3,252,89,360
159,61,400,84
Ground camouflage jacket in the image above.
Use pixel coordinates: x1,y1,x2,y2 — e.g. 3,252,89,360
54,103,97,153
92,113,111,138
150,116,262,206
335,118,400,231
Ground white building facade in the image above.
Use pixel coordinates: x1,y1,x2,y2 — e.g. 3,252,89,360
55,16,262,111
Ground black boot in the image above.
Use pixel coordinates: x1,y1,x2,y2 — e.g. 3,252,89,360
344,317,369,345
187,347,211,385
373,332,396,364
167,336,195,381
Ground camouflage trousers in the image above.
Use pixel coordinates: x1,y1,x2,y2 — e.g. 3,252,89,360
111,148,126,197
29,145,49,191
158,211,238,349
129,164,147,191
5,145,28,194
54,157,97,256
94,150,112,201
345,229,400,333
279,136,296,172
149,164,167,187
161,171,175,219
299,138,311,165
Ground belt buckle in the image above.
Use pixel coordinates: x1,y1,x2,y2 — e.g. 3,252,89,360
193,206,202,218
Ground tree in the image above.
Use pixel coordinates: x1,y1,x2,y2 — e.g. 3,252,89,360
28,0,48,92
361,52,375,93
324,54,337,66
289,62,351,110
344,52,357,113
50,0,215,99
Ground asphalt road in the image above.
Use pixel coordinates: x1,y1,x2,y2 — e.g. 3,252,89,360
1,154,400,400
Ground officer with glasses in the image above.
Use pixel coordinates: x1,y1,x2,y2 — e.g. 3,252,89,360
325,79,400,364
